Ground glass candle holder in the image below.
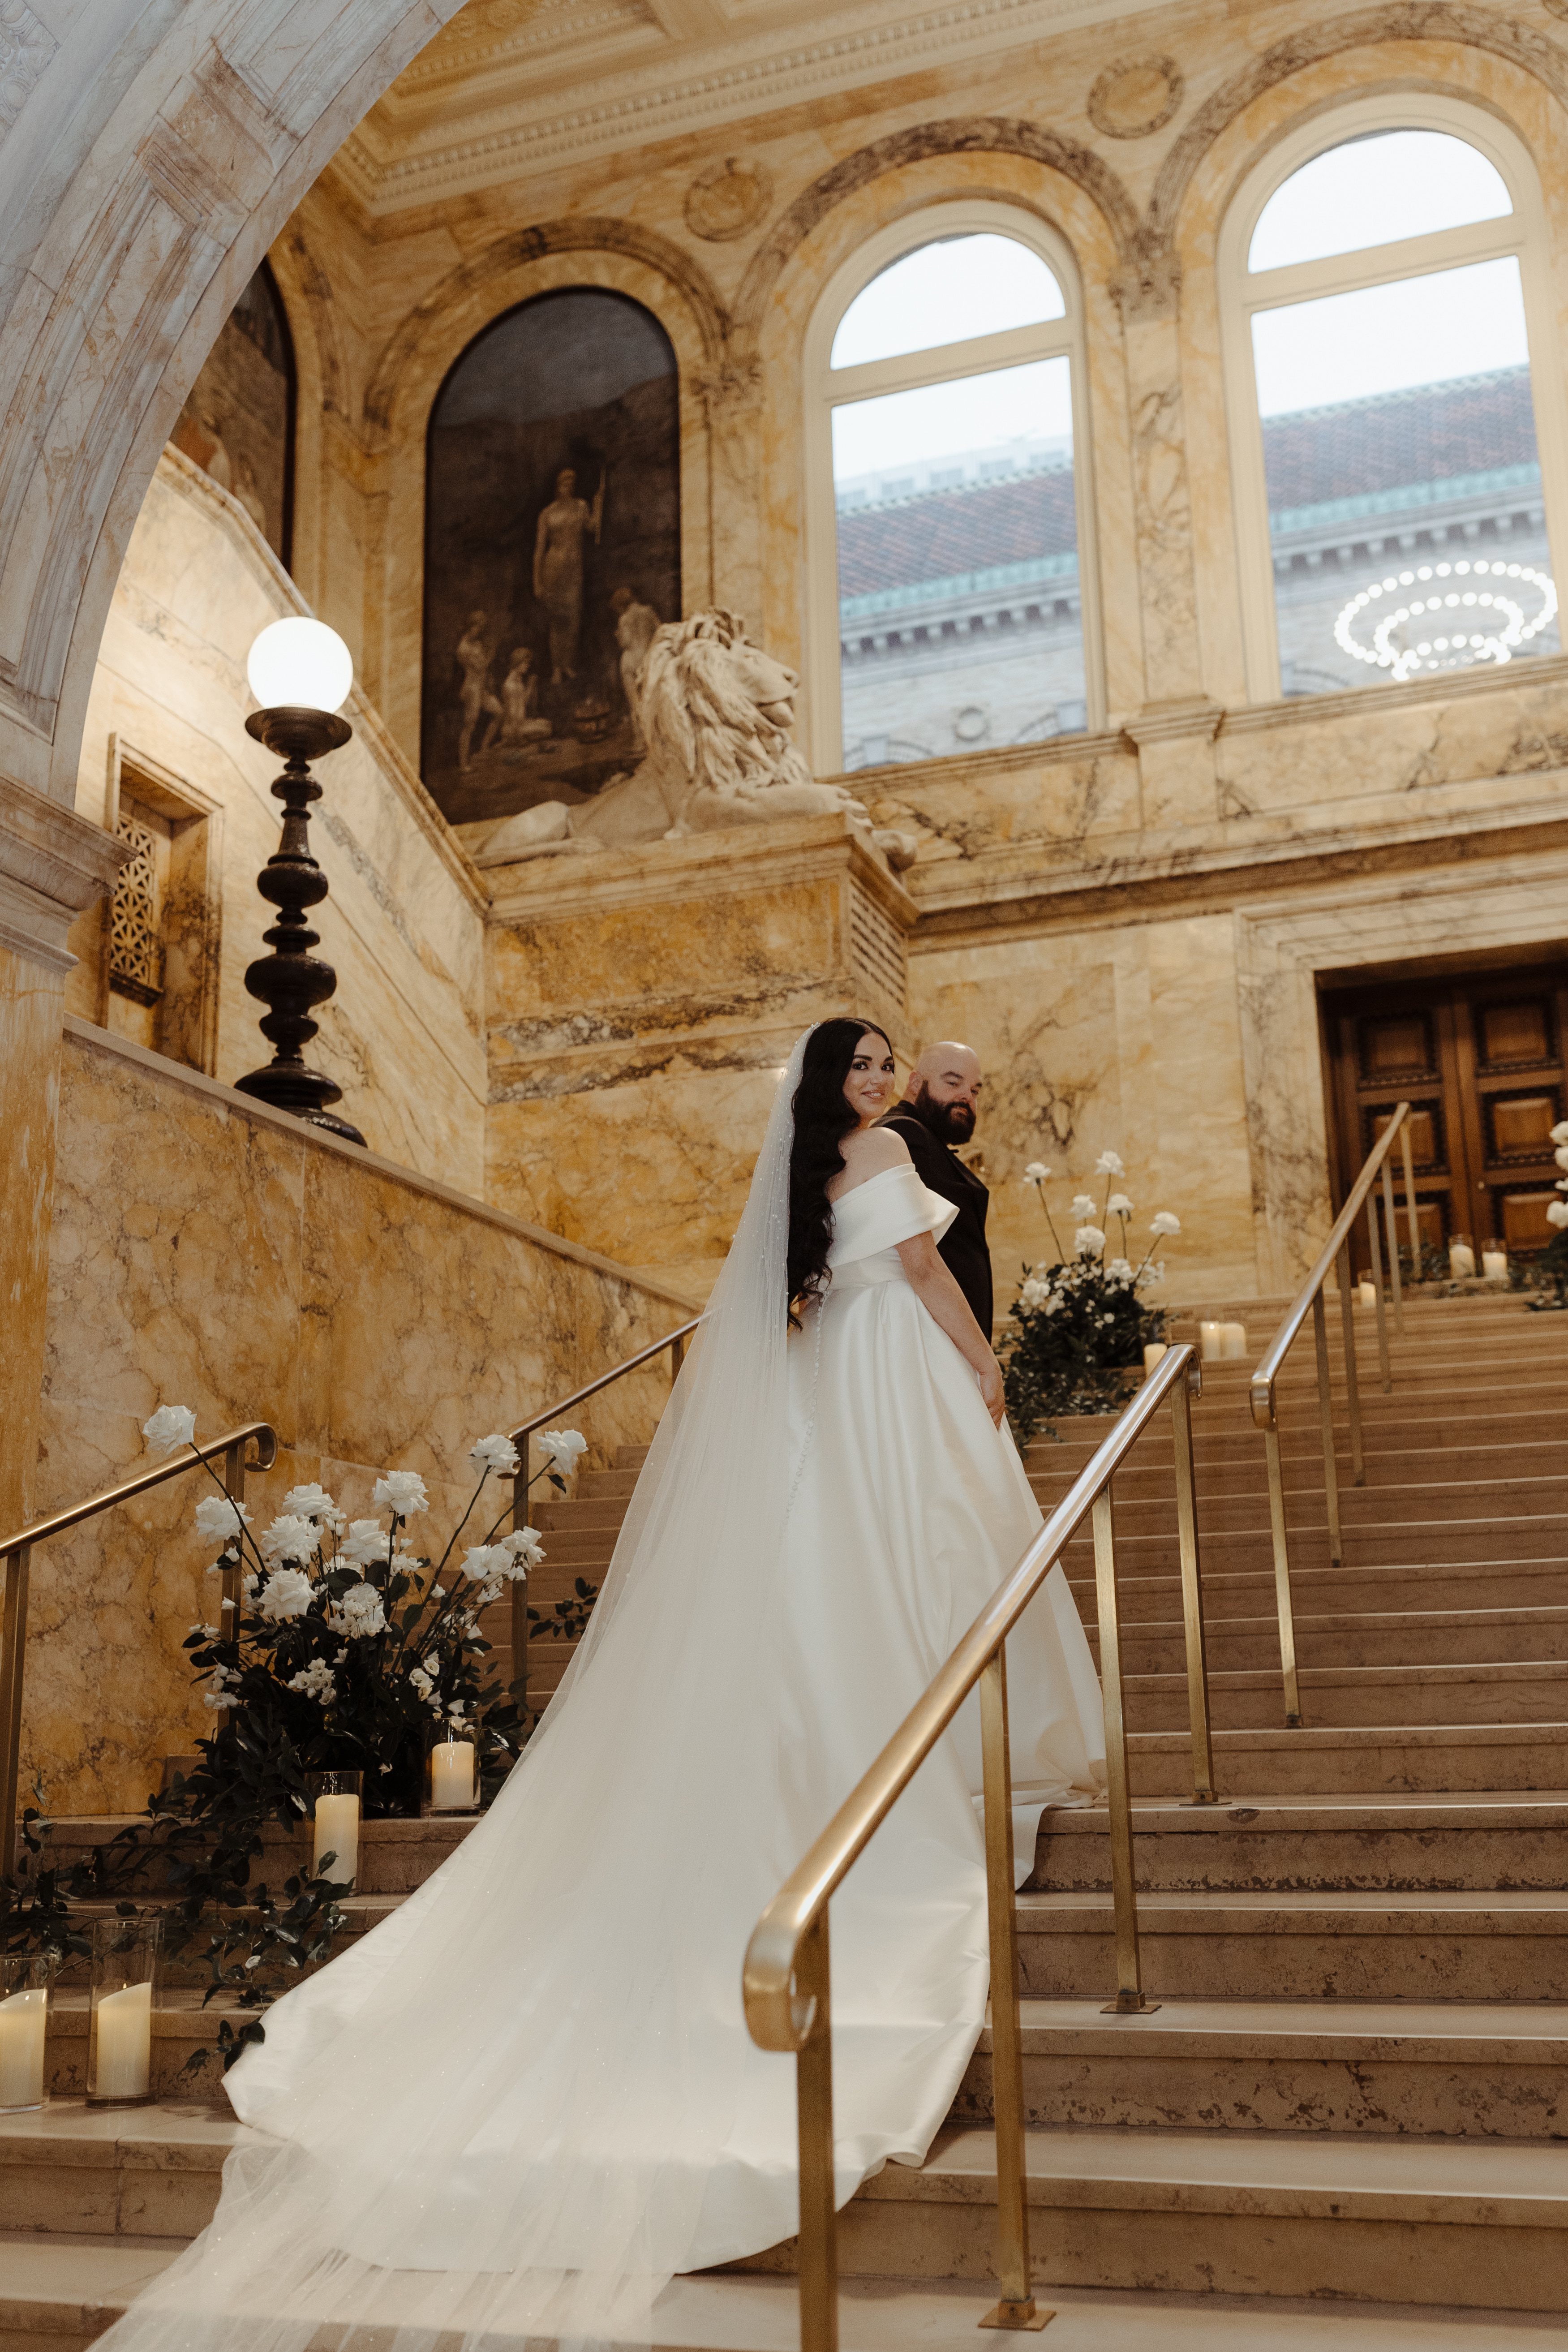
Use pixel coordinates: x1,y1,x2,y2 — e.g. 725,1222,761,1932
87,1915,161,2106
1198,1320,1223,1360
0,1951,56,2111
425,1719,481,1816
1448,1232,1476,1280
1482,1240,1508,1280
305,1770,362,1888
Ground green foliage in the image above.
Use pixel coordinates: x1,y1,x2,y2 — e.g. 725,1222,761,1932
998,1258,1164,1445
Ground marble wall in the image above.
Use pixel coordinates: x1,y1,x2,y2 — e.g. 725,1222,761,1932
66,448,490,1190
28,1020,693,1815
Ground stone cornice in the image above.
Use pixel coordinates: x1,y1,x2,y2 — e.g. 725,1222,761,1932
0,773,127,976
339,0,1154,207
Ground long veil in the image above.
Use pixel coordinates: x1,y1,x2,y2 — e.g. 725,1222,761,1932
95,1030,816,2352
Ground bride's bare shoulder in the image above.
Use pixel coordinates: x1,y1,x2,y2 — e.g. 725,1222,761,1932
828,1125,912,1201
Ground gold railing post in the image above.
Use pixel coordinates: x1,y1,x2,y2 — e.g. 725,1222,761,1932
1366,1182,1392,1393
978,1644,1052,2332
794,1911,838,2352
220,1441,245,1634
1092,1487,1156,2014
1337,1244,1365,1485
1169,1367,1217,1806
1261,1411,1305,1729
1381,1156,1404,1336
1311,1290,1344,1569
511,1437,531,1734
1400,1120,1420,1268
0,1547,29,1877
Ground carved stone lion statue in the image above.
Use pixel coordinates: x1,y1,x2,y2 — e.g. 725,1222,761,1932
457,610,916,869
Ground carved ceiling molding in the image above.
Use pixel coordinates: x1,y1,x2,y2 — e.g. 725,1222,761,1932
337,0,1150,205
272,228,350,419
361,217,729,441
1147,4,1568,249
730,116,1140,350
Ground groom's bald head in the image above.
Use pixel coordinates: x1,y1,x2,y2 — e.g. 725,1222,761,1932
903,1041,982,1144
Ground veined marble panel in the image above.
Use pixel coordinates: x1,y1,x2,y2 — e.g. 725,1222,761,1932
28,1021,692,1815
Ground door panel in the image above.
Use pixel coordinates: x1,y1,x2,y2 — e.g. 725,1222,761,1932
1323,963,1568,1265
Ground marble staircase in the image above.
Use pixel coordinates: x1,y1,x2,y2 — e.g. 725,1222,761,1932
4,1290,1566,2345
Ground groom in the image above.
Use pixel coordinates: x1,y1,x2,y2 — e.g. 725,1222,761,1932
879,1041,992,1336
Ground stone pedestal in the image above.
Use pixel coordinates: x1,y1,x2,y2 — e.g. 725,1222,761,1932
483,814,916,1296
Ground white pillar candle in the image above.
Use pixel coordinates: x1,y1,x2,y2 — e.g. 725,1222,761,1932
1220,1322,1248,1359
312,1792,360,1885
1449,1242,1476,1279
1143,1342,1168,1374
1357,1280,1376,1308
92,1981,151,2101
1482,1249,1508,1280
0,1988,48,2109
430,1740,476,1811
1198,1320,1224,1360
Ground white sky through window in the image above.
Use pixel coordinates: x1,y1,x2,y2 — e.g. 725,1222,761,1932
1248,131,1512,273
831,356,1073,480
830,234,1064,369
1250,257,1531,416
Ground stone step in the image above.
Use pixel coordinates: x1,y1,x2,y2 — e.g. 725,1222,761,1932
30,1816,477,1897
0,2101,234,2240
1066,1556,1568,1625
1099,1603,1568,1673
1061,1518,1568,1570
1123,1660,1568,1733
1127,1720,1568,1798
740,2123,1568,2311
1031,1442,1568,1498
953,1995,1568,2139
1048,1479,1568,1541
1027,1794,1568,1895
1014,1889,1568,2003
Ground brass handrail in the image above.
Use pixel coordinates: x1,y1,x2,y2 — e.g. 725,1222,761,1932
1248,1102,1417,1727
0,1423,278,1868
506,1316,703,1724
743,1344,1216,2347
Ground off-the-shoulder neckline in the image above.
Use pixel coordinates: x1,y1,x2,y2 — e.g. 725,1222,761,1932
829,1163,920,1207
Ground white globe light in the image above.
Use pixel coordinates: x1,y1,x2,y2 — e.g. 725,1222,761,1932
246,618,353,714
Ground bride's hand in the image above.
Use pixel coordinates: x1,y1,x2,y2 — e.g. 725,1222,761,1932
978,1354,1005,1428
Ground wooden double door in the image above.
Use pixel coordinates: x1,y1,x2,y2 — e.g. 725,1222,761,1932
1321,963,1568,1262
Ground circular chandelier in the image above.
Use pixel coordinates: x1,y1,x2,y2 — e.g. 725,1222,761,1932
1334,556,1557,682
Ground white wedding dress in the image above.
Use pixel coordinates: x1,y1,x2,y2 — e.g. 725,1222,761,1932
97,1034,1105,2352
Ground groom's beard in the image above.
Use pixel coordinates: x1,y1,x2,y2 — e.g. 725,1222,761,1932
906,1084,976,1147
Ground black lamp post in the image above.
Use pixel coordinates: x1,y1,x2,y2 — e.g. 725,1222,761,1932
233,619,366,1147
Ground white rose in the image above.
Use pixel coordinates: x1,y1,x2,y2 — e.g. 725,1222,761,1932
461,1543,512,1585
256,1566,314,1622
1106,1193,1134,1218
338,1519,390,1569
1094,1150,1126,1178
469,1434,520,1475
194,1494,248,1544
1107,1257,1133,1281
328,1582,387,1640
1074,1225,1106,1257
1551,1120,1568,1145
538,1429,588,1471
1555,1146,1568,1174
373,1470,430,1517
281,1483,344,1534
143,1404,197,1455
259,1514,318,1566
1022,1162,1049,1183
1547,1200,1568,1229
500,1526,545,1575
408,1666,434,1699
1069,1193,1097,1220
1150,1211,1181,1237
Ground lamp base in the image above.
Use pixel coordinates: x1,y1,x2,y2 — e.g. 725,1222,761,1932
233,1067,365,1148
303,1109,368,1147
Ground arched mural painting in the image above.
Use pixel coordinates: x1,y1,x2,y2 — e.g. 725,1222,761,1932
420,288,682,826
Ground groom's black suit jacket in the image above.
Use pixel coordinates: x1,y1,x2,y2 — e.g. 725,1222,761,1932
878,1105,993,1337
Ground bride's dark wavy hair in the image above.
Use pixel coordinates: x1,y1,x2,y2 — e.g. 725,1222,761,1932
786,1017,895,1322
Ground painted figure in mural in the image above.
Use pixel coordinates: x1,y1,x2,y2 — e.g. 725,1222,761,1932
533,467,604,683
456,611,503,771
610,585,661,749
498,647,550,749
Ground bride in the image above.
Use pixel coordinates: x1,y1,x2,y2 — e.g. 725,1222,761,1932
99,1019,1104,2351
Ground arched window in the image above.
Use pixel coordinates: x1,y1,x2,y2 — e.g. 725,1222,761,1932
804,205,1100,776
1220,102,1567,704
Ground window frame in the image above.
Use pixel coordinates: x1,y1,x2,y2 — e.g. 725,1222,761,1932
802,200,1103,777
1219,94,1568,706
